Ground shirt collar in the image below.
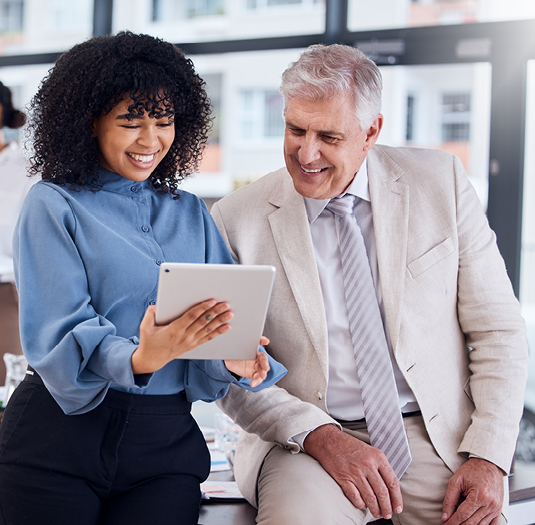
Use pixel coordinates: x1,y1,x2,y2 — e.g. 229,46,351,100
304,158,370,224
92,167,156,197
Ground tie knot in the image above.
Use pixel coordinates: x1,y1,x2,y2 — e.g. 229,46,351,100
326,194,356,217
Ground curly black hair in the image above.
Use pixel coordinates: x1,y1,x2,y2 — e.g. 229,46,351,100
28,31,212,194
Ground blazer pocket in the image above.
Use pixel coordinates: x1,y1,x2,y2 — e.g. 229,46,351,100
408,237,455,278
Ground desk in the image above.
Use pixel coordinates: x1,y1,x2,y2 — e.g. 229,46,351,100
198,471,256,525
508,467,535,525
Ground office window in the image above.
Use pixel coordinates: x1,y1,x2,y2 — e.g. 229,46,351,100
441,92,471,142
240,90,284,140
0,0,23,34
246,0,318,8
46,0,93,32
187,0,225,17
152,0,224,21
521,61,535,312
116,0,324,42
517,60,535,467
349,0,535,31
379,64,490,208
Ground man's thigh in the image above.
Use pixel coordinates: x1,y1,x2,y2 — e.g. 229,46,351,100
256,444,371,525
384,416,507,525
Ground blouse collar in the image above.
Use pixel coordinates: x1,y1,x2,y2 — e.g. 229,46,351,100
93,168,156,198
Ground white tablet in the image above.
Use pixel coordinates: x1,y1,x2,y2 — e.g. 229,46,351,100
155,263,276,360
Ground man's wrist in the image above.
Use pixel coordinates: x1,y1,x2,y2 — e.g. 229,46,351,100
303,423,341,455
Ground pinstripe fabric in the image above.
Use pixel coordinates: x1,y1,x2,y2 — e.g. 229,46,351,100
327,194,411,478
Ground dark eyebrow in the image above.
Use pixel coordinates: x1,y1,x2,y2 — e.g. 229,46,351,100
115,113,175,121
116,114,143,120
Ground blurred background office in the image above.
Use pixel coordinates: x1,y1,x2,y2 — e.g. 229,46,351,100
0,0,534,467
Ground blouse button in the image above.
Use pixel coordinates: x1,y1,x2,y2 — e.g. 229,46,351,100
156,260,163,266
149,301,156,305
130,186,139,193
141,225,150,233
317,392,323,400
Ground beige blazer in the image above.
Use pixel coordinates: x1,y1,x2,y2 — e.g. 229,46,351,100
212,145,528,506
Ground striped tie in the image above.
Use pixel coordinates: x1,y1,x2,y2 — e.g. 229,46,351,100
327,194,411,479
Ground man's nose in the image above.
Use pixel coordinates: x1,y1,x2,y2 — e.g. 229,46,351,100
298,136,321,164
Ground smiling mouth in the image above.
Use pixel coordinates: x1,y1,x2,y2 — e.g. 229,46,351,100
127,152,156,164
301,165,327,173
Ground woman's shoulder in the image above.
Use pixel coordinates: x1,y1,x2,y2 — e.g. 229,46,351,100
22,181,77,216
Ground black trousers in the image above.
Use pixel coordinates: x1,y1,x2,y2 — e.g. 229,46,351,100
0,376,210,525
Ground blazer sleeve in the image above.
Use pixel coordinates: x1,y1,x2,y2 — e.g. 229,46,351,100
452,154,528,472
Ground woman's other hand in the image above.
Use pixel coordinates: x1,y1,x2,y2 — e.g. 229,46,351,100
225,338,271,387
132,301,233,374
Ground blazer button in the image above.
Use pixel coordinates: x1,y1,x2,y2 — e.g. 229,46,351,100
317,392,323,400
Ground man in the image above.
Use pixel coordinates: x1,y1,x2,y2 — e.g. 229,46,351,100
212,44,528,524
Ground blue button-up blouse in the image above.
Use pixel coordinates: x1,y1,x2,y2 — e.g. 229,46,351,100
13,169,285,415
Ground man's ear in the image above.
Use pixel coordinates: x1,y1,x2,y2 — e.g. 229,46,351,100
364,114,383,151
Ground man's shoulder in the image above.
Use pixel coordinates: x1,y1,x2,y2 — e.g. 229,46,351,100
372,143,455,167
214,167,293,212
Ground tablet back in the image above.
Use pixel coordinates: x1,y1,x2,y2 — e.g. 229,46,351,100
155,263,276,360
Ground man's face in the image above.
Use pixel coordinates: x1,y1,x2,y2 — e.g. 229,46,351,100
283,93,382,200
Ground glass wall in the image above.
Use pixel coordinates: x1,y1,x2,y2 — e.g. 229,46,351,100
348,0,535,31
379,62,491,208
521,61,535,327
182,58,493,211
181,49,300,199
517,59,535,467
113,0,325,42
0,0,93,56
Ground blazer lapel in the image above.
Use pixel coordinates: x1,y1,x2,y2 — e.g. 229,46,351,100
267,178,329,377
368,147,410,354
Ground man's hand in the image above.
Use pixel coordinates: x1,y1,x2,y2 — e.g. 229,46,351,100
442,458,504,524
303,424,403,520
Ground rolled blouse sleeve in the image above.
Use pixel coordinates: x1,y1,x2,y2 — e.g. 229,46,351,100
186,349,287,403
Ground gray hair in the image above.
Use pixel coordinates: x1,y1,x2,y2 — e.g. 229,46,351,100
279,44,382,130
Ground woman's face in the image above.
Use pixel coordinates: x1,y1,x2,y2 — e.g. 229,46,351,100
91,97,175,182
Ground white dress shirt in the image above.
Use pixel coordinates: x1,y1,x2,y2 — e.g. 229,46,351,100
304,159,418,421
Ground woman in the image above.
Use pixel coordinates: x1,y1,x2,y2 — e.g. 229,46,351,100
0,32,285,525
0,82,31,383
